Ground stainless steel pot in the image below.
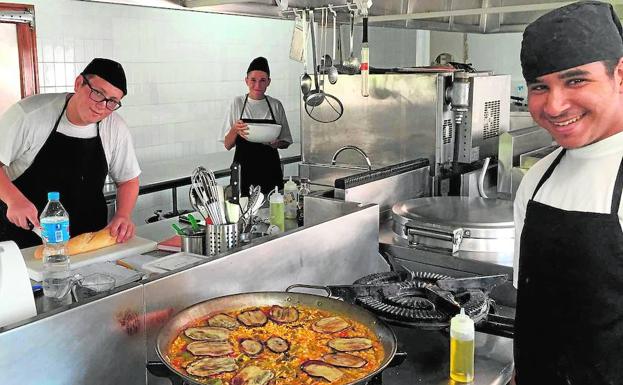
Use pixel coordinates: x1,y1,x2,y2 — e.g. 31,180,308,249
155,291,398,385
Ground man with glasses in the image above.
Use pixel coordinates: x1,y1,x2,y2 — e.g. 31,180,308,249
0,58,140,248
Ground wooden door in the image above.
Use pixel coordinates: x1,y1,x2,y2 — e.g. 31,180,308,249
0,3,38,115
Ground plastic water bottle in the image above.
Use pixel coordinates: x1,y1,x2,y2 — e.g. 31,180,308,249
269,187,285,233
283,177,298,219
296,178,311,226
450,308,475,382
40,192,71,300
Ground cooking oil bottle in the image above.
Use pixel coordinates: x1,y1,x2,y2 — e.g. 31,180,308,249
450,308,475,382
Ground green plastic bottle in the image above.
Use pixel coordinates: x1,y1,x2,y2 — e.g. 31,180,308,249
269,187,285,232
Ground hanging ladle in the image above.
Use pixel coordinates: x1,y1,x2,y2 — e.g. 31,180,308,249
305,9,325,107
300,10,312,97
344,10,360,74
327,8,338,84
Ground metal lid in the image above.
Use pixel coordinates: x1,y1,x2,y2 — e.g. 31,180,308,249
392,197,514,240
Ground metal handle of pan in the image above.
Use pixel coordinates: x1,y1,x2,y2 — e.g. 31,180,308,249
285,283,332,296
405,222,464,254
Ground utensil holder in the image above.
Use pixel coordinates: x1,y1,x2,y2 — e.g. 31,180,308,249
206,223,240,256
181,229,207,255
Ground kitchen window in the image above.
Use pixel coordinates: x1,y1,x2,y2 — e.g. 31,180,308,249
0,3,38,115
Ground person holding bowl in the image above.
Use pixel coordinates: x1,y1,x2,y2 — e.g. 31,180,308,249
222,57,292,195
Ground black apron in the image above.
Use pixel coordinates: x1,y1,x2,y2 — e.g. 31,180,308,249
233,94,283,196
0,95,109,248
515,149,623,384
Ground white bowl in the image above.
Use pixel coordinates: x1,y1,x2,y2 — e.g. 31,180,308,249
245,123,281,143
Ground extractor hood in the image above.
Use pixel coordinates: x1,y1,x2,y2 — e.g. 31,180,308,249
79,0,623,33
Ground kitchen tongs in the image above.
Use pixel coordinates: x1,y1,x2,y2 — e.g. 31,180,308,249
286,282,462,315
437,274,507,293
380,251,507,293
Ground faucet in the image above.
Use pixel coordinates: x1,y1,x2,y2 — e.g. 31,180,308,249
330,145,372,170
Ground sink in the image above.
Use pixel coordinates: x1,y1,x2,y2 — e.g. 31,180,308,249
299,163,370,187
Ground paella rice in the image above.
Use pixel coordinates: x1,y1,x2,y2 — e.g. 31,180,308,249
166,305,384,385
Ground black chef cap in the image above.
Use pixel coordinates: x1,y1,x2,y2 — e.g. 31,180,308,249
247,57,270,77
521,1,623,83
81,58,127,96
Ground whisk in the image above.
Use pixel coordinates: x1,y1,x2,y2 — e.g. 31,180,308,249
190,166,226,225
240,185,263,229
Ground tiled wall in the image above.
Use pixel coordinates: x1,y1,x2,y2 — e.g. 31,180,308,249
26,0,427,224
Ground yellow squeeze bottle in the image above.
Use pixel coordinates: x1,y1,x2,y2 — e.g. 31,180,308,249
450,308,475,382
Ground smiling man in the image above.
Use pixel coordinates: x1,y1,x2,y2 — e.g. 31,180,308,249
0,58,141,248
513,1,623,384
222,57,292,195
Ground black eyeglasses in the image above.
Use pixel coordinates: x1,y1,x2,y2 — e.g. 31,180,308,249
81,75,122,111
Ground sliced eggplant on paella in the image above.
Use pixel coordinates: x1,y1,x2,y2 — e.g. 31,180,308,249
186,340,234,357
321,352,368,368
208,313,239,330
231,366,274,385
268,305,299,323
185,356,238,377
301,360,344,382
184,326,230,341
239,338,263,356
237,309,268,327
328,337,373,352
312,316,350,333
266,336,289,353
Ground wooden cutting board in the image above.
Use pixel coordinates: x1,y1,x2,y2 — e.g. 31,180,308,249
22,235,157,282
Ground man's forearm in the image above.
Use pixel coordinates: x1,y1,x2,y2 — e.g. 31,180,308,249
0,164,24,206
224,130,236,150
115,177,139,218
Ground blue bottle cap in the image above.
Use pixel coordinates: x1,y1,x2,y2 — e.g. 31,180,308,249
47,192,60,200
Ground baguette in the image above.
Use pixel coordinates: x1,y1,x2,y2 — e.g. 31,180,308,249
34,228,117,260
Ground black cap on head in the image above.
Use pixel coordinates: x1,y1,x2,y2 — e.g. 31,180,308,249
81,58,127,96
247,56,270,77
521,1,623,83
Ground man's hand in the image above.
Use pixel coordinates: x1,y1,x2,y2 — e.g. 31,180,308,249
107,214,135,243
231,120,249,139
6,195,39,230
224,120,249,150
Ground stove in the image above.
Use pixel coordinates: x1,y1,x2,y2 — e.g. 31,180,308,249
148,269,514,385
352,271,491,329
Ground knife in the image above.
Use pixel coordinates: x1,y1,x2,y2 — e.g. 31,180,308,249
28,221,44,241
229,162,241,204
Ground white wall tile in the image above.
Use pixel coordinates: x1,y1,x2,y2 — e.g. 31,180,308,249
27,0,426,222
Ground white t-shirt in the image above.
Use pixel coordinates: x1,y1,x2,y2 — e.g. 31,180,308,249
0,93,141,183
513,130,623,287
221,94,293,144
